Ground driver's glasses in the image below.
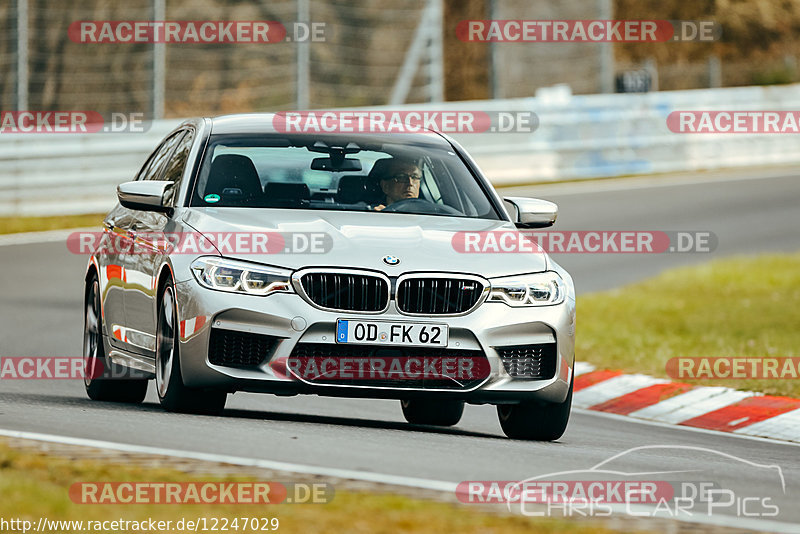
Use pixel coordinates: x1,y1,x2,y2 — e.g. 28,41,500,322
388,173,422,184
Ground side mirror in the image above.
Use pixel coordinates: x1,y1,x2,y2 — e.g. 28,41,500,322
117,180,173,213
504,197,558,228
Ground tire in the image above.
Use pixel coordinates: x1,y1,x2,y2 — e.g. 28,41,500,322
83,274,148,403
497,382,573,441
156,281,226,415
401,399,464,426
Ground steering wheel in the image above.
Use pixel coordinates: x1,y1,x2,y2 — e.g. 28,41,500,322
380,198,462,215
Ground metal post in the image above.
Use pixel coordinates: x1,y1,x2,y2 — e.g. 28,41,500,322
152,0,165,119
708,55,721,88
390,4,429,105
488,0,500,99
427,0,444,102
390,0,440,105
597,0,614,93
296,0,310,109
16,0,28,111
783,54,797,76
644,57,658,91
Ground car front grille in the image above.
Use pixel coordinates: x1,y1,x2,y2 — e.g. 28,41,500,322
208,328,277,368
396,276,485,314
287,343,489,389
496,343,557,379
299,272,389,312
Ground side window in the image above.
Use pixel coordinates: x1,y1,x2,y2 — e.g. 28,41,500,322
163,130,193,184
134,152,158,182
429,158,467,214
420,161,442,203
135,131,183,182
162,130,194,206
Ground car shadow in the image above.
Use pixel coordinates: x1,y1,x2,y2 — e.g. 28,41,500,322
221,406,501,440
0,391,504,440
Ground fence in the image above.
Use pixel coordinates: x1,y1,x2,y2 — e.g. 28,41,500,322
0,0,446,117
1,0,626,116
3,83,800,216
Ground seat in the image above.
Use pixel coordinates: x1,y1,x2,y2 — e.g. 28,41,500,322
205,154,262,206
263,182,311,208
335,175,368,204
367,158,397,181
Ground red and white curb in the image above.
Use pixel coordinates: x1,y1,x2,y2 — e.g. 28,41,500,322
573,362,800,443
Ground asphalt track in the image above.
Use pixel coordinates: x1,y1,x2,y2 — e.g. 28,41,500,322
1,167,799,531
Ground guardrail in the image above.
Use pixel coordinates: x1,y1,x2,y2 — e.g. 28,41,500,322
451,84,800,184
3,83,800,216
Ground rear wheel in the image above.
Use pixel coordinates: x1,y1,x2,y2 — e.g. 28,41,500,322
401,399,464,426
83,274,148,403
156,282,226,415
497,382,573,441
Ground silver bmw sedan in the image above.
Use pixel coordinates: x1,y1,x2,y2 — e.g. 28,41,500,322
82,114,576,440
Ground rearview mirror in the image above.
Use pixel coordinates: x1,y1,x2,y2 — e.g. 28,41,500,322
311,157,362,172
117,180,173,213
504,197,558,228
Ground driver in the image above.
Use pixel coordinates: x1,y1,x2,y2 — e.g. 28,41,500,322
373,159,422,211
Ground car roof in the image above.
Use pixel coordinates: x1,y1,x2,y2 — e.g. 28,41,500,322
204,113,453,147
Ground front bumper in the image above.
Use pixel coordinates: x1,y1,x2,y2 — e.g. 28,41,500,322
174,278,575,404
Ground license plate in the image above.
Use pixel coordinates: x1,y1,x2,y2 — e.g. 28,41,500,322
336,320,448,347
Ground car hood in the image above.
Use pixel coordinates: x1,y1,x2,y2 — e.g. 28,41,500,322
180,208,548,277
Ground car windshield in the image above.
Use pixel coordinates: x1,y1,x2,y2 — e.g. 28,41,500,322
190,133,501,220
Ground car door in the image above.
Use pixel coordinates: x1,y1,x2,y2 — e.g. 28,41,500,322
124,128,195,353
99,203,137,347
110,130,184,355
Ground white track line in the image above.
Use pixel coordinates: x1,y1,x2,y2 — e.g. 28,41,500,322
1,427,797,533
499,166,799,197
573,408,800,448
3,167,796,247
0,428,456,492
0,227,99,247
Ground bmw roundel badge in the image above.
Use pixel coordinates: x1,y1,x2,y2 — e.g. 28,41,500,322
383,255,400,266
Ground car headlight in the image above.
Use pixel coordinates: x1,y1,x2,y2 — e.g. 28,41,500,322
191,257,293,296
488,271,566,307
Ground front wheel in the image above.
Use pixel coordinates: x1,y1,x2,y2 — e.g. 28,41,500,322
156,282,226,415
401,399,464,426
497,382,573,441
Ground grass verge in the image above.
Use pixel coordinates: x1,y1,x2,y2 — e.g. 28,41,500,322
0,441,618,534
0,214,105,235
577,253,800,397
